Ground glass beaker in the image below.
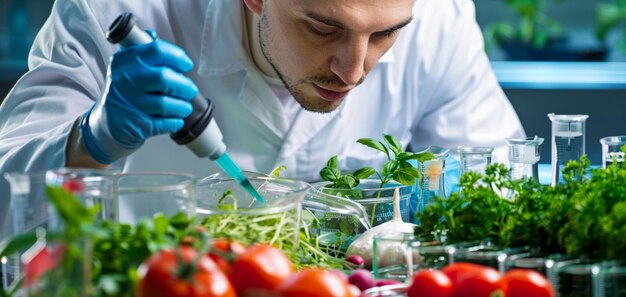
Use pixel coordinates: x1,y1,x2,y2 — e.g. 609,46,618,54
302,188,371,255
314,180,414,228
116,172,196,225
2,168,114,292
372,233,442,280
600,136,626,168
416,146,449,214
195,172,308,253
506,136,544,181
548,114,589,186
458,146,494,176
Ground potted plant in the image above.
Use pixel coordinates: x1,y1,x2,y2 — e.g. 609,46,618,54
484,0,608,61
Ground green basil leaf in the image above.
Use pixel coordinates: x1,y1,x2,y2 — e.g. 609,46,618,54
320,167,341,182
402,152,436,163
395,152,414,161
383,134,402,156
357,138,389,157
393,169,419,185
382,160,399,178
339,175,358,189
352,167,376,180
326,155,339,168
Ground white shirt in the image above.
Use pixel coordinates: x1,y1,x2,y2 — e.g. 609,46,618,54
0,0,525,221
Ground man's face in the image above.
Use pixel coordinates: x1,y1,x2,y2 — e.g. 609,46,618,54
258,0,415,113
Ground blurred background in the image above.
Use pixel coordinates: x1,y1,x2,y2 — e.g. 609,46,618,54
0,0,624,165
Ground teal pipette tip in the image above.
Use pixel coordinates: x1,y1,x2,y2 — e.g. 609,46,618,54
240,178,266,203
215,153,266,203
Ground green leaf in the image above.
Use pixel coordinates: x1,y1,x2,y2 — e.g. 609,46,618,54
357,138,389,158
383,134,403,157
326,155,339,168
407,152,436,163
393,167,422,185
382,160,399,178
338,175,358,189
0,232,38,258
320,167,341,182
352,167,376,180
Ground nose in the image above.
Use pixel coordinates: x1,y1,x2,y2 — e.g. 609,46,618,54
330,36,368,86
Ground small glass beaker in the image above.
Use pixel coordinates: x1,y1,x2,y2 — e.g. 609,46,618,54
599,136,626,168
2,168,113,292
416,146,449,213
361,283,409,297
302,189,371,254
20,229,92,297
548,114,589,186
116,172,196,224
195,172,308,253
506,136,544,181
314,180,414,228
457,146,494,177
454,243,531,272
372,233,442,280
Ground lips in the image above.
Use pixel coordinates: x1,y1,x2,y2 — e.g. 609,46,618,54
313,84,350,102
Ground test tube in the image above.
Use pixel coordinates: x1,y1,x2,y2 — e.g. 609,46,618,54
505,136,544,181
548,114,588,186
417,146,449,212
599,136,626,168
457,146,494,177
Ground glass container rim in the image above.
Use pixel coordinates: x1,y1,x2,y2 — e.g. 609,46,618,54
505,136,545,146
196,174,309,215
116,171,196,193
600,135,626,146
456,146,494,154
547,113,589,122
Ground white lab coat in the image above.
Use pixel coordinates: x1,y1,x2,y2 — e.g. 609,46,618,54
0,0,524,222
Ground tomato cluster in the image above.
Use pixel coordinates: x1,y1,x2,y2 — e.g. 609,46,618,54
407,263,555,297
136,239,354,297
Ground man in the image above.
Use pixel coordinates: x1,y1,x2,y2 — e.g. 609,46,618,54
0,0,524,208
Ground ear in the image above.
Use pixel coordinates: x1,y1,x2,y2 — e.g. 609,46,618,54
243,0,263,16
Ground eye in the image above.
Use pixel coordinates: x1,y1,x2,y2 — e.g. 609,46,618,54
372,29,399,40
308,22,337,37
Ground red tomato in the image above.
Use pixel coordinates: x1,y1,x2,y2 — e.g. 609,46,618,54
137,246,236,297
208,238,247,275
278,268,353,297
407,269,453,297
504,269,554,297
229,244,295,295
442,263,506,297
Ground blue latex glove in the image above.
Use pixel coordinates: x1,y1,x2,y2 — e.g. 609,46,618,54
80,32,198,164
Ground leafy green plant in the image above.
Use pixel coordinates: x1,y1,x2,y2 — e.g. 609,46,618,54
320,134,435,191
416,146,626,262
484,0,565,50
415,163,516,243
596,0,626,51
320,134,435,227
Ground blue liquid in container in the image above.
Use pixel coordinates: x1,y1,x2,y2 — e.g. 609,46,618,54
215,152,265,203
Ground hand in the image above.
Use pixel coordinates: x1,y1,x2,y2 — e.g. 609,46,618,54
80,35,198,164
